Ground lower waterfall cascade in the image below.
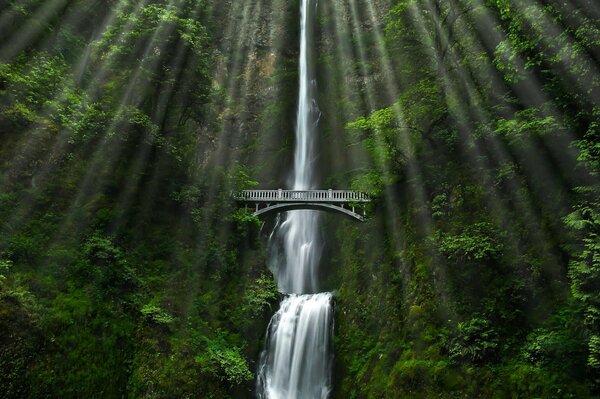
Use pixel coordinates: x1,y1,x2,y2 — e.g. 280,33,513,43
256,0,334,398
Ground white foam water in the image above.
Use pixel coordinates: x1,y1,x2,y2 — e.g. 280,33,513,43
256,1,334,398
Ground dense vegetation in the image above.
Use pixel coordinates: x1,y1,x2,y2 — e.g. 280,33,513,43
0,1,278,397
318,1,599,397
0,0,598,398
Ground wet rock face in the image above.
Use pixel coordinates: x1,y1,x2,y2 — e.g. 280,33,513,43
200,0,392,182
200,0,301,183
311,0,392,183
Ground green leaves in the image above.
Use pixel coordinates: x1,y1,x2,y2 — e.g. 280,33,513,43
0,54,68,131
522,314,586,371
574,106,600,176
439,222,504,262
225,162,259,192
350,169,387,197
564,183,600,381
564,209,596,231
195,333,253,385
447,317,499,363
0,259,11,286
346,103,419,194
243,274,279,317
492,108,563,147
140,303,175,325
0,54,68,107
228,208,261,226
80,234,138,294
589,335,600,371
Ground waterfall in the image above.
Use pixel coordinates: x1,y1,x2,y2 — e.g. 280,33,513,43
256,293,333,399
257,1,333,398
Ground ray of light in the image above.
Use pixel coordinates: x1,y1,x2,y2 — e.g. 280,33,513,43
344,0,455,312
325,0,416,306
3,0,197,248
125,0,285,282
248,0,299,186
405,0,573,285
107,4,209,235
504,0,600,103
52,1,196,231
0,0,148,190
319,0,371,179
436,0,596,216
0,0,153,248
0,0,71,61
204,0,268,186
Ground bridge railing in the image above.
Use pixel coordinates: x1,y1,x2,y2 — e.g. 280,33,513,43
234,189,371,203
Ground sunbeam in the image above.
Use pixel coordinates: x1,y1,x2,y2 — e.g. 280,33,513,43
0,0,598,397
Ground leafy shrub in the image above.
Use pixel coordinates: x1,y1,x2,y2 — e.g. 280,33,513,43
195,333,253,385
564,195,600,384
589,335,600,370
388,359,460,394
140,303,175,325
0,259,11,286
447,317,499,363
522,306,587,373
80,235,138,294
440,222,504,262
228,208,261,227
244,274,279,317
524,328,572,366
225,162,259,192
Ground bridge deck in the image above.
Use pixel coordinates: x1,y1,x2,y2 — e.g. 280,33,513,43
234,189,370,203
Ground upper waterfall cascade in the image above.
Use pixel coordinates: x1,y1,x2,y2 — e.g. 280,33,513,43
256,0,335,398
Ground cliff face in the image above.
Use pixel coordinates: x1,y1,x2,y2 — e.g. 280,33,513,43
203,0,299,181
0,0,598,397
0,1,291,397
309,0,599,397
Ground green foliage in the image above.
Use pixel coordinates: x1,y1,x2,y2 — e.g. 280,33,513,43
439,222,504,262
447,317,499,363
80,234,138,293
0,0,270,397
0,285,41,399
0,259,11,286
493,0,599,94
575,107,600,176
522,315,586,371
195,333,253,385
498,363,591,399
0,54,68,108
0,0,598,396
492,108,563,147
95,2,208,59
347,169,384,196
346,102,423,194
140,302,175,325
243,274,279,317
33,289,135,398
565,194,600,381
228,208,261,227
589,335,600,370
332,0,598,394
225,162,259,192
388,358,460,396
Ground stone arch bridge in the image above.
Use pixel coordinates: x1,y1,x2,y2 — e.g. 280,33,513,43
234,189,371,222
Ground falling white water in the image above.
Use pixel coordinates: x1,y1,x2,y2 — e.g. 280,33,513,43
293,0,319,191
257,0,334,398
257,293,333,399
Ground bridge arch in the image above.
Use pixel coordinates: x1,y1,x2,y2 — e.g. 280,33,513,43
252,202,365,221
234,189,371,222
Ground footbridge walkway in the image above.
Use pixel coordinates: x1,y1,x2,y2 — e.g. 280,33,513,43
234,189,371,222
